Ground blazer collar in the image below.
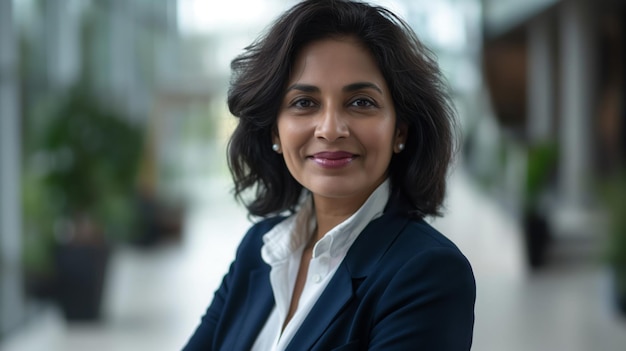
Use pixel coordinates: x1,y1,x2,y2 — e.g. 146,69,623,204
343,209,410,278
285,210,410,350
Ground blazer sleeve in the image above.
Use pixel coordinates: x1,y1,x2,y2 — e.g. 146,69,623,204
182,217,282,351
369,247,476,350
182,258,236,351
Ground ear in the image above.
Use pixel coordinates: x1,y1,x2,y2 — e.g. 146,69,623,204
393,123,408,153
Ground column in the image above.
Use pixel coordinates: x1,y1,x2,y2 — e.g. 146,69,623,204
44,0,82,89
0,0,24,334
527,15,554,142
108,0,135,115
558,0,595,229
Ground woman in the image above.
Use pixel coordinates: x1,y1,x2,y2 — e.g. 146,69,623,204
184,1,475,350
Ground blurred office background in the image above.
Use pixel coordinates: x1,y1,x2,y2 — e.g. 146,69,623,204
1,0,625,350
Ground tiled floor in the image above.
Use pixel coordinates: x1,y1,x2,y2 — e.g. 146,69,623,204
3,165,626,350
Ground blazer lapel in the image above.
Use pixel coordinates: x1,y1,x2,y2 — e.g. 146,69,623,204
284,264,354,351
285,211,410,350
231,266,274,351
344,211,410,278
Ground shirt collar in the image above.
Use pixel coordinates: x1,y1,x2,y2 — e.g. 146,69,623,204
312,179,390,259
261,179,390,264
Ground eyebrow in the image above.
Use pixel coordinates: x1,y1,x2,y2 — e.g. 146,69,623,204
286,84,320,93
343,82,383,94
285,82,383,94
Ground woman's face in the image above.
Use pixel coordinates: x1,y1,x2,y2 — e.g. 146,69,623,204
274,37,406,206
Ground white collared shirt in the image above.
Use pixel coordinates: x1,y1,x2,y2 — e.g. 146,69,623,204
251,180,390,351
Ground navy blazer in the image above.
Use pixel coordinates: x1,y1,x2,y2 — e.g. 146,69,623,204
183,209,475,350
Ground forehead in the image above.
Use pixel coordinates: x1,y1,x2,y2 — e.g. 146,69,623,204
288,37,386,87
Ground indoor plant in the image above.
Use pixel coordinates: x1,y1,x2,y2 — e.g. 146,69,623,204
522,141,558,269
24,84,144,320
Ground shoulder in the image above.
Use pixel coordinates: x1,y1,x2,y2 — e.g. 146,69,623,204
363,218,476,350
362,217,475,312
380,217,474,288
235,216,287,255
393,218,467,258
244,215,287,238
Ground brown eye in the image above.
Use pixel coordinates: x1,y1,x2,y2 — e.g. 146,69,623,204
350,98,375,108
293,98,316,108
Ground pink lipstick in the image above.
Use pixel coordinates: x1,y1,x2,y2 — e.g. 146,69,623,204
310,151,356,169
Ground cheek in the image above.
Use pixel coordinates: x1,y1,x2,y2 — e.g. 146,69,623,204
277,117,297,142
362,123,396,152
277,118,313,151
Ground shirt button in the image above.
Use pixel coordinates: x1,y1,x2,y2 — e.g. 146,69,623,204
313,274,322,283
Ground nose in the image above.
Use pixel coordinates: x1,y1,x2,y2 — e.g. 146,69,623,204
314,106,349,141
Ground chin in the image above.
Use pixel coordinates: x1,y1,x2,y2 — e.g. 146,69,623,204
307,179,370,200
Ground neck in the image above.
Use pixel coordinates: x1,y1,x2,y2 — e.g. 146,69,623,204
311,193,368,242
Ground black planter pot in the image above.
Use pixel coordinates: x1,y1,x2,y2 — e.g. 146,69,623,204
617,292,626,317
522,210,552,269
55,243,111,321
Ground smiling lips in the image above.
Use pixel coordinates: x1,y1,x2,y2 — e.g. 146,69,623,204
310,151,356,168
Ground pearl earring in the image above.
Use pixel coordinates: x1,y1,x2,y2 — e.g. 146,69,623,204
272,144,280,152
398,143,405,151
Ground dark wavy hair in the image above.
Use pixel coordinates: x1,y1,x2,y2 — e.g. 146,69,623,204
227,0,458,218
